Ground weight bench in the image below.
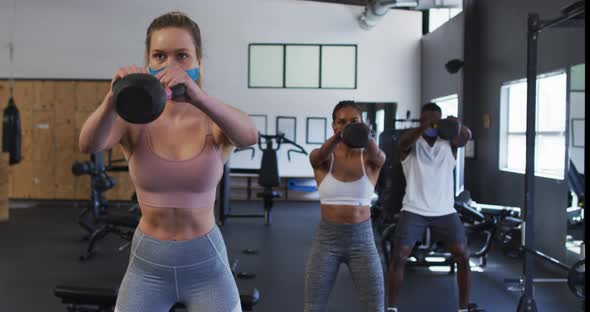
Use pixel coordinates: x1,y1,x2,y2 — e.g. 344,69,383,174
80,212,139,261
54,285,260,311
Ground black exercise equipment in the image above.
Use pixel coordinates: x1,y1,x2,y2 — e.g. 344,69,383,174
72,153,112,237
2,40,21,166
437,117,460,141
72,151,139,261
504,248,585,300
54,258,261,311
54,285,260,312
218,132,307,225
71,160,115,192
2,96,22,165
342,122,370,148
499,199,585,299
113,73,186,124
498,161,585,257
371,128,407,234
517,3,585,310
566,160,584,226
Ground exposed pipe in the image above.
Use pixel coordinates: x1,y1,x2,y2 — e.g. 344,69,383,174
358,0,462,30
415,0,463,10
358,0,417,30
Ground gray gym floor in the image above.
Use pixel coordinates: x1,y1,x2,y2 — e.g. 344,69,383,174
0,200,584,312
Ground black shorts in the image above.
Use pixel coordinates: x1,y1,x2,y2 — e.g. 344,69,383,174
393,211,467,247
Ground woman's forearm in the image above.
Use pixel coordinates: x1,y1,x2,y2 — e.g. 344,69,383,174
366,138,385,165
192,93,257,148
310,133,341,167
78,92,122,154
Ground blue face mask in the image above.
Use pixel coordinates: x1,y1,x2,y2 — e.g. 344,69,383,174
148,66,199,81
424,127,438,138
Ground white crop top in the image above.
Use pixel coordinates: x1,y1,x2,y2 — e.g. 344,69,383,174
317,150,375,206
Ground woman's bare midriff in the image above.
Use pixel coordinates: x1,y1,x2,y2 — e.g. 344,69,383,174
321,204,371,224
138,204,216,241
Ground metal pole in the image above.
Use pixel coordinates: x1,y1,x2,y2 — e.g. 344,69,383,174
524,246,571,272
538,7,585,32
517,13,540,312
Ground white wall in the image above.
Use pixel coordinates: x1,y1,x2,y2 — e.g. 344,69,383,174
0,0,422,177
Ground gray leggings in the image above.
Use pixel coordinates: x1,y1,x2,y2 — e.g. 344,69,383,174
115,226,241,312
304,219,384,312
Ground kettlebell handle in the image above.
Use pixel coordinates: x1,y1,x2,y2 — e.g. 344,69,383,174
166,84,186,100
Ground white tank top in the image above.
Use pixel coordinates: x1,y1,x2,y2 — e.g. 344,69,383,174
401,136,456,216
317,150,375,206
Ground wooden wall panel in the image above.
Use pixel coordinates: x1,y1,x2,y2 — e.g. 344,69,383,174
31,111,55,161
55,152,76,199
1,79,135,200
75,82,99,112
55,81,77,158
31,110,56,199
0,81,9,104
34,81,57,111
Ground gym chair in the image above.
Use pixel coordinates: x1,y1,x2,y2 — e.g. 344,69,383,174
222,132,307,225
54,259,261,311
256,133,282,225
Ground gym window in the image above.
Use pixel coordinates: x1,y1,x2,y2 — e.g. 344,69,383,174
499,71,567,180
433,94,459,119
248,43,358,89
427,7,463,33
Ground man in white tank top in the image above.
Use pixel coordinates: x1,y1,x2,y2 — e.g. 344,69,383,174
386,103,473,312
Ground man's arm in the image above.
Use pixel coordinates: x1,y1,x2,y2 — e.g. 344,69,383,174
399,121,430,161
447,116,472,158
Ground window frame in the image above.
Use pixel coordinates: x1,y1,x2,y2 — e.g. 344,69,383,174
247,43,358,89
499,70,567,180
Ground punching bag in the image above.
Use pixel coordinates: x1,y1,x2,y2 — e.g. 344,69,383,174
2,96,22,165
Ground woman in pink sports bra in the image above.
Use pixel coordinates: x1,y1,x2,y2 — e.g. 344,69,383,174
304,101,387,312
79,12,257,312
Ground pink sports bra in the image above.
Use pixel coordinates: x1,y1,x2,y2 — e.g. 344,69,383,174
128,121,223,209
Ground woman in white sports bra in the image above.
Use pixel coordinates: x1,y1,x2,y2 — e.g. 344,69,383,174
304,101,386,312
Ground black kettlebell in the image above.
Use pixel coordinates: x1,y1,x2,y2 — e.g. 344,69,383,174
342,123,370,148
112,73,186,124
437,117,461,140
